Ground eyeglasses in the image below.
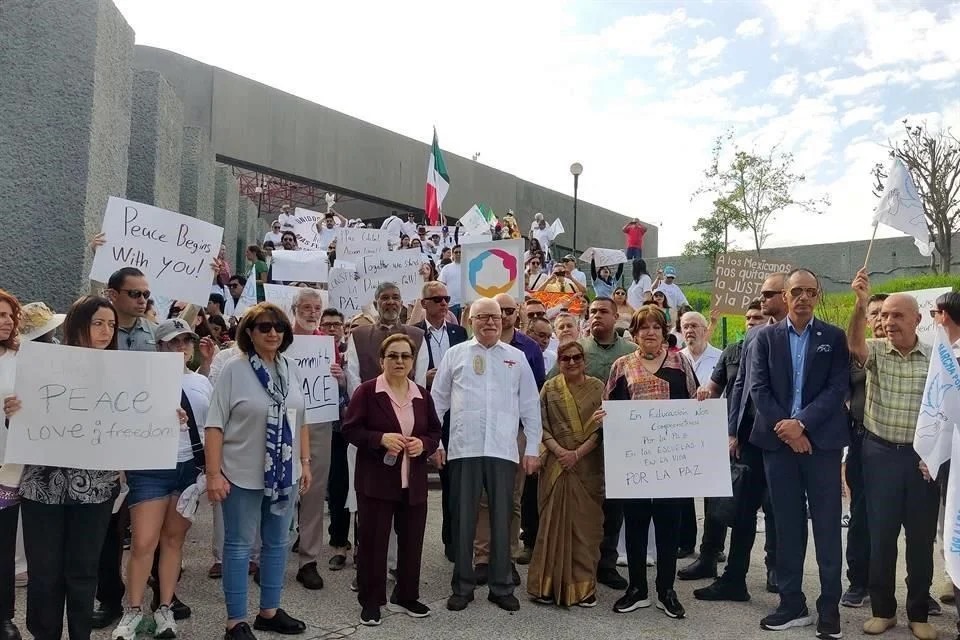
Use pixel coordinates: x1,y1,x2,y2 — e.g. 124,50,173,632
930,309,943,318
424,295,451,304
529,262,540,267
473,313,501,323
384,352,414,361
526,311,546,319
559,354,584,364
760,290,782,299
501,308,518,316
788,287,819,299
321,321,344,328
253,321,286,334
119,289,151,300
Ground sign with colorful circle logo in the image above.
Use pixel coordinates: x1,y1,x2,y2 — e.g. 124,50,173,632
461,239,524,303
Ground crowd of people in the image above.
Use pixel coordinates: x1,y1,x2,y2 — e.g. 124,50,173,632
0,207,957,640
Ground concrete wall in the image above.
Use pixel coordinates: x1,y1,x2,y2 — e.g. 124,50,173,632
657,235,954,293
132,45,651,255
179,126,215,222
213,164,240,274
127,70,183,210
0,0,134,311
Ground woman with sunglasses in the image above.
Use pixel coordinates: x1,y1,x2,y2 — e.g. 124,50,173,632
525,257,547,292
205,303,313,639
612,288,635,331
342,334,441,626
527,341,606,607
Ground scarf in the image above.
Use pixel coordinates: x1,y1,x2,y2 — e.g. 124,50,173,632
249,352,294,514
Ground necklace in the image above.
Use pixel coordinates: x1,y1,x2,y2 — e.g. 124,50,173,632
642,352,659,360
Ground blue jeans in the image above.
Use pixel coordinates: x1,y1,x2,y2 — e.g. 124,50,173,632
626,247,642,260
221,484,296,621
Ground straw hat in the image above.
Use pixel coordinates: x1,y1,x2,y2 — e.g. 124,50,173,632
19,302,66,342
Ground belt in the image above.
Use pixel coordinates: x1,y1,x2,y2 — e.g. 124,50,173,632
864,430,913,450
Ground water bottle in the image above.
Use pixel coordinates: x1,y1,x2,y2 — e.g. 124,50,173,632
383,451,398,466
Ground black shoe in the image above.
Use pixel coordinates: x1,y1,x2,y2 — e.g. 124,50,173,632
840,586,869,608
716,551,727,563
760,606,814,631
475,563,489,586
90,604,123,630
0,620,21,640
224,621,257,640
328,554,346,571
516,547,533,565
488,593,520,612
359,606,381,626
929,595,943,616
677,555,717,581
676,547,695,559
388,596,431,618
613,587,651,613
657,589,685,619
693,578,750,602
578,594,597,608
511,563,521,586
766,567,778,593
816,617,842,639
597,567,629,590
296,562,324,590
253,608,306,635
447,592,474,611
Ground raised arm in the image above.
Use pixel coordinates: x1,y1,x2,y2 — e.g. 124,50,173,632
848,268,870,366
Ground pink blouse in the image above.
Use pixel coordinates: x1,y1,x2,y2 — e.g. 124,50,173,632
375,375,422,488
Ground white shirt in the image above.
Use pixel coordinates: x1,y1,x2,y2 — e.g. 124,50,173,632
532,227,553,255
316,225,338,251
438,262,463,305
628,274,653,308
380,216,404,242
657,281,689,309
681,344,723,386
276,213,295,230
441,234,457,249
344,328,429,397
180,371,213,463
543,349,557,373
401,221,419,239
431,339,542,463
426,322,451,366
263,231,282,246
570,268,587,288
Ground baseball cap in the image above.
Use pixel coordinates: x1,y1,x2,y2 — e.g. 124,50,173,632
562,254,576,262
156,318,199,343
664,265,677,278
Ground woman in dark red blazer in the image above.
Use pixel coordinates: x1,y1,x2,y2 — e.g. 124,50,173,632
342,333,442,627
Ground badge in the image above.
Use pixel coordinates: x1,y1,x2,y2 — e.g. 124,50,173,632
473,355,485,375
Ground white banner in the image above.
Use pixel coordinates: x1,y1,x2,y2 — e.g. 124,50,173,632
914,324,960,480
286,336,340,424
264,284,327,322
907,287,953,345
579,247,629,267
90,197,224,306
602,399,733,499
290,208,325,250
945,428,960,585
336,228,388,259
270,250,329,284
4,342,183,470
358,249,426,301
459,239,524,303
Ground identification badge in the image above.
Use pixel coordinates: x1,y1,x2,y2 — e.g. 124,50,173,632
473,355,485,375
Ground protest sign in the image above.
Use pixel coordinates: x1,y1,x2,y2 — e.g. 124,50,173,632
336,228,388,259
4,342,183,470
460,232,493,245
290,208,325,250
359,249,426,301
912,325,960,480
264,284,327,322
460,204,494,235
712,252,792,315
529,290,584,315
270,249,329,284
328,267,370,313
602,399,732,499
90,197,224,306
907,287,952,345
945,429,960,585
286,335,339,423
578,247,628,267
460,239,524,303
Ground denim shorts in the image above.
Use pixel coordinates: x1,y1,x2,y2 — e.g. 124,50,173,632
126,460,198,508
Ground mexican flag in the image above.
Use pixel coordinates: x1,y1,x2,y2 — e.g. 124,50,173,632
424,128,450,226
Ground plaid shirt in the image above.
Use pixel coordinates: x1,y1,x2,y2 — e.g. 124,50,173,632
863,337,930,444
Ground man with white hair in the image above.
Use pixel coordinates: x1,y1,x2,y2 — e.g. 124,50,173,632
432,298,541,613
291,288,324,336
679,311,722,385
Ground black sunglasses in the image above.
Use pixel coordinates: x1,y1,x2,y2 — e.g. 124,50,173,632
559,354,584,363
424,295,451,304
501,308,518,316
760,290,781,299
253,321,287,334
120,289,150,300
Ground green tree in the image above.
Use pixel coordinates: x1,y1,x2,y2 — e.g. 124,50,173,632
683,197,740,268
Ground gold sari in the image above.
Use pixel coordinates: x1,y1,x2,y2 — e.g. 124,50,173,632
527,374,605,606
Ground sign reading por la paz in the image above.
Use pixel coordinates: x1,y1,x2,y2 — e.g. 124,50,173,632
602,399,732,499
712,252,792,315
90,197,224,306
285,335,339,423
4,342,183,470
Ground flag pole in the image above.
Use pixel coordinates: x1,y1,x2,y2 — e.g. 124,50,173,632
863,222,879,270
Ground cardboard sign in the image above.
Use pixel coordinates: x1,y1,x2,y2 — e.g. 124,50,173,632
460,239,524,303
4,342,183,470
602,399,733,499
712,252,792,314
286,335,339,424
336,228,388,259
579,247,628,267
90,197,224,306
270,249,329,284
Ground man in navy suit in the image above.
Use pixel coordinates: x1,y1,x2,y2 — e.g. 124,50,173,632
748,268,849,639
415,281,468,562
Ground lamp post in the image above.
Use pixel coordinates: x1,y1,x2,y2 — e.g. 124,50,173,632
570,162,583,254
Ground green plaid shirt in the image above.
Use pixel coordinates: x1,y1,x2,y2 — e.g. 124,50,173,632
863,338,930,444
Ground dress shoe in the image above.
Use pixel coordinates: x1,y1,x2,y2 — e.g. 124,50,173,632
766,567,778,593
296,562,324,590
677,555,717,581
447,592,474,611
0,620,21,640
597,567,628,590
90,604,123,630
224,621,257,639
488,593,520,612
253,608,306,635
516,547,533,565
328,554,346,571
475,563,489,586
511,563,521,586
693,578,750,602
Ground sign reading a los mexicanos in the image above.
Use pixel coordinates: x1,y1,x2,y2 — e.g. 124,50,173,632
712,252,792,315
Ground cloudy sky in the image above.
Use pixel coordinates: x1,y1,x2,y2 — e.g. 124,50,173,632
114,0,959,256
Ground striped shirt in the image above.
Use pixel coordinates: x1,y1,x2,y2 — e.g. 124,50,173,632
863,338,930,444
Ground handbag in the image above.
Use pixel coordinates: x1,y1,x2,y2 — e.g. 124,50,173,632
705,462,750,527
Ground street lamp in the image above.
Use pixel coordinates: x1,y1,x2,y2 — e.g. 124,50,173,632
570,162,583,254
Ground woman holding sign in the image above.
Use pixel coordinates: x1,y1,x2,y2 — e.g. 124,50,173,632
604,305,698,621
204,302,312,640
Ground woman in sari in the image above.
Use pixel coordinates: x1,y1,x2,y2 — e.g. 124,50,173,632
527,341,606,608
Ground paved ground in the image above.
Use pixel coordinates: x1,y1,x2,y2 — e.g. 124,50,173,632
11,491,959,639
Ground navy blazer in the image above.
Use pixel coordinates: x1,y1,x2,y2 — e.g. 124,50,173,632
728,325,762,439
414,320,468,371
748,318,850,451
341,379,443,505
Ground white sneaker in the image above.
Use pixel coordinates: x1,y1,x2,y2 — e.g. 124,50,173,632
154,604,177,639
112,608,143,640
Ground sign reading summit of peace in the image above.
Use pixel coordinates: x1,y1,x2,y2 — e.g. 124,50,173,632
712,252,792,315
461,239,524,303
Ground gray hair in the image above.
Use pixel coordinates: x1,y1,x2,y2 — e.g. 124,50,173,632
469,297,500,318
292,287,323,308
679,311,708,328
374,282,401,300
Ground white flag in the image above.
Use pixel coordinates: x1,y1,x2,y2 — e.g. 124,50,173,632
945,428,960,584
549,218,565,238
234,265,258,317
460,205,491,234
874,158,933,257
913,324,960,480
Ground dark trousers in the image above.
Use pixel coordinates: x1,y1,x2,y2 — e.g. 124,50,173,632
22,499,114,640
722,442,788,583
862,435,940,622
598,499,625,571
677,498,697,551
355,492,426,609
520,475,538,550
844,425,870,589
0,505,18,621
623,499,680,597
449,457,517,597
764,446,842,619
95,503,127,609
438,418,452,552
327,429,351,547
698,504,728,556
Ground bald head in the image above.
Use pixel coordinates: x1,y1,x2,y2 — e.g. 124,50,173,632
879,292,921,351
494,293,519,331
885,293,920,315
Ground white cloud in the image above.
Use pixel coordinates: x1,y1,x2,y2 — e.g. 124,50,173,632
841,104,884,128
770,71,799,97
818,70,909,97
762,0,863,43
600,8,701,57
687,36,728,75
852,6,960,70
735,18,764,38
